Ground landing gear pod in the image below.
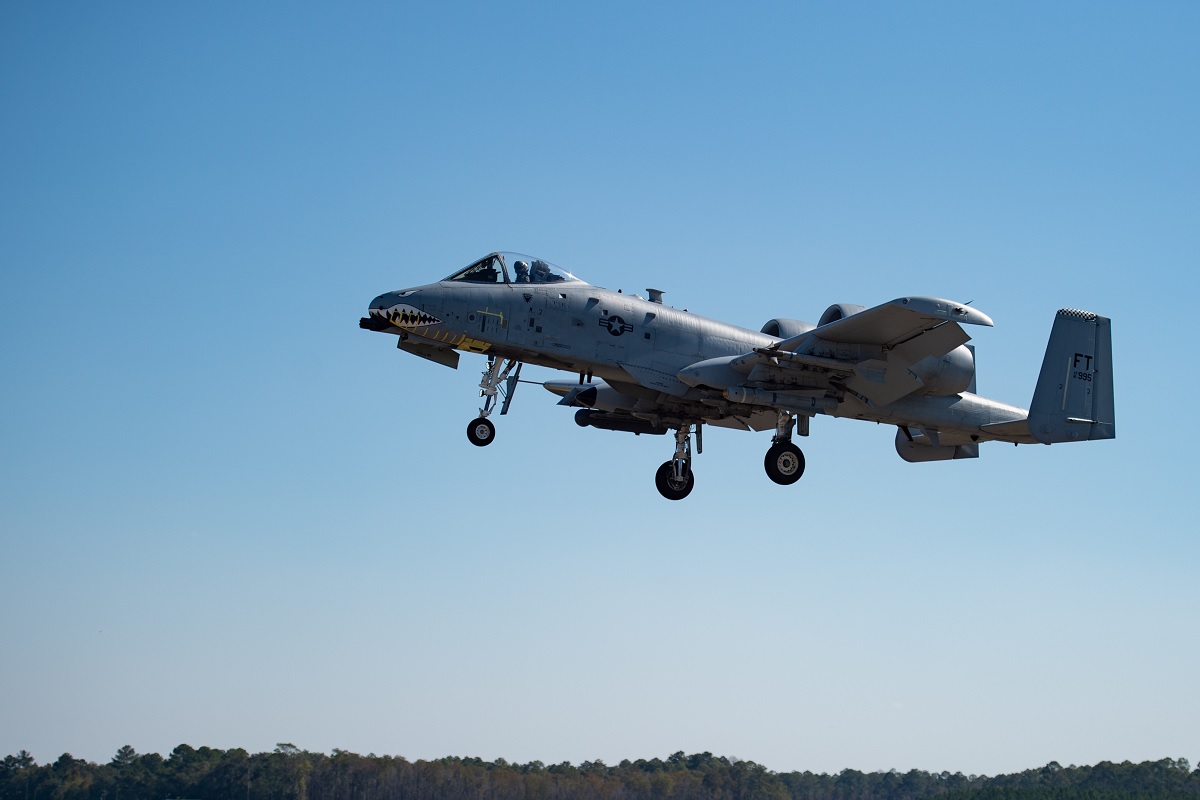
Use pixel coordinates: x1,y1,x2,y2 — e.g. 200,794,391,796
894,427,978,462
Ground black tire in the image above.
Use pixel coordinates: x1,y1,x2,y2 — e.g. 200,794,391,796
764,441,805,485
654,460,695,501
467,417,496,447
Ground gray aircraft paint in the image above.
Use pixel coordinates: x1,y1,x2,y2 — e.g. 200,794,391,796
362,252,1115,499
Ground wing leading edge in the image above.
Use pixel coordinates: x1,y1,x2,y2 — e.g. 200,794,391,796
715,297,994,408
773,296,994,351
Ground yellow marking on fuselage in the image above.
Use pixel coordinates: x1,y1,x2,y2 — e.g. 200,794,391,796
458,337,491,353
411,323,490,352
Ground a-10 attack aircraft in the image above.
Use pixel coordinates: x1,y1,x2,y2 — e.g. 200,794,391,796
361,251,1115,500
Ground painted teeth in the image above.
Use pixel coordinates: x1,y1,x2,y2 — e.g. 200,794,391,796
374,303,442,328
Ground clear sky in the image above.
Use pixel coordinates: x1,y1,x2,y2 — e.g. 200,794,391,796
2,0,1197,779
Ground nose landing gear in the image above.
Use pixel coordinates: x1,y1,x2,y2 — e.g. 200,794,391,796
655,423,701,501
466,357,522,447
467,417,496,447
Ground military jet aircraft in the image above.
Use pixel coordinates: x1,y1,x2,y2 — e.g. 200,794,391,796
360,251,1115,500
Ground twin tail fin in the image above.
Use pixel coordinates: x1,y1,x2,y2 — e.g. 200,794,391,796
1028,309,1115,444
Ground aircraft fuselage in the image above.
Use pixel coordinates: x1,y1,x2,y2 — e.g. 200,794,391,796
362,252,1114,499
391,279,774,387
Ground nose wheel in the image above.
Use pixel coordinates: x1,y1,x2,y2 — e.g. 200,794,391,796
465,357,523,447
467,417,496,447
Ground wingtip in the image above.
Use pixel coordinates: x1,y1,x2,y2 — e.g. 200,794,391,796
971,308,995,327
895,297,993,327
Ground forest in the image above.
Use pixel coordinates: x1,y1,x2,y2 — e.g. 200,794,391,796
2,746,1196,800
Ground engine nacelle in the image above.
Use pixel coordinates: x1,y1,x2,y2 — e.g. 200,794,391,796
761,318,815,338
817,303,868,327
575,409,667,436
895,428,978,462
911,344,975,396
760,304,868,338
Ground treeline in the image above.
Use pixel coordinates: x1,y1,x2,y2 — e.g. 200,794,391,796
2,746,1197,800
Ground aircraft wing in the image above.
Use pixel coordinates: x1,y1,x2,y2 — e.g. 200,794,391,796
716,297,994,409
774,296,994,351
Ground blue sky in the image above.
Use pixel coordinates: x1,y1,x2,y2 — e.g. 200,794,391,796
2,0,1197,777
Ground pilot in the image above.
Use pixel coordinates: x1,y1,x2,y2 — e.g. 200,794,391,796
514,260,531,283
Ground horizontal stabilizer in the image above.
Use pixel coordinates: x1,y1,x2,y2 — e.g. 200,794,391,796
980,418,1037,443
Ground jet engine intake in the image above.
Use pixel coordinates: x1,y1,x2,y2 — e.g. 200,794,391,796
817,303,868,327
760,318,815,338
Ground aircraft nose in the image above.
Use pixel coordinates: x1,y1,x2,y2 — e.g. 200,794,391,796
364,288,443,331
370,292,403,310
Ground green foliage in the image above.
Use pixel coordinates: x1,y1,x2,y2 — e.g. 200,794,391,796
110,747,138,768
0,749,1196,800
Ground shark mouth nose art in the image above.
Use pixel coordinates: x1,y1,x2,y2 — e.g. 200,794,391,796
371,303,442,329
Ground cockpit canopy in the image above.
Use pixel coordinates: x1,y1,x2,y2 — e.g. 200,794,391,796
443,252,584,285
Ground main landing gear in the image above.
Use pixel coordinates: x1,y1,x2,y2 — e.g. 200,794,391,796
652,413,810,500
655,423,701,501
466,356,522,447
764,411,806,485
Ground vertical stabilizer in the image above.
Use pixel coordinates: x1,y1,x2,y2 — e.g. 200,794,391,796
1028,309,1115,444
